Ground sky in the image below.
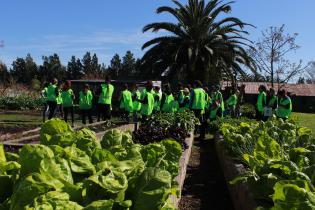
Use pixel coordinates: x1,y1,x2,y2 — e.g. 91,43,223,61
0,0,314,68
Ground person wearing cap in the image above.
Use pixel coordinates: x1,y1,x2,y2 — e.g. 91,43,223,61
97,76,114,122
61,81,75,126
161,84,174,113
256,85,267,121
209,84,224,121
119,83,133,122
79,84,93,125
226,88,238,118
140,81,155,122
178,88,190,113
190,80,206,139
276,89,292,120
46,78,59,120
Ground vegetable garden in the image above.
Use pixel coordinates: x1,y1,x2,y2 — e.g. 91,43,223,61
1,111,315,210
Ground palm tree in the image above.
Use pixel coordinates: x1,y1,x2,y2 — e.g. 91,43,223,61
141,0,256,84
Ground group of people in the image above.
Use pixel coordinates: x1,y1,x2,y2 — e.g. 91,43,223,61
256,85,293,121
41,77,293,133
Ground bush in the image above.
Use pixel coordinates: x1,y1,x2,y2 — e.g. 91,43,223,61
0,95,44,110
240,103,256,119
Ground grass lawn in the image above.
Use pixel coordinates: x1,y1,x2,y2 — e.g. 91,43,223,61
291,112,315,135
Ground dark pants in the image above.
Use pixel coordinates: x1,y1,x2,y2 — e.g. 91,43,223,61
81,109,93,125
63,106,74,124
256,109,264,121
97,103,111,122
192,109,205,139
47,101,57,120
42,102,48,122
120,109,130,122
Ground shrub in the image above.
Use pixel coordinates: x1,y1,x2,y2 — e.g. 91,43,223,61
240,103,256,119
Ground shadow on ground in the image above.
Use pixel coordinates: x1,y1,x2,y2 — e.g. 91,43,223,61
179,136,234,210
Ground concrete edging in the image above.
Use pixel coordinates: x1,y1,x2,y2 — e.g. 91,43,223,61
215,133,257,210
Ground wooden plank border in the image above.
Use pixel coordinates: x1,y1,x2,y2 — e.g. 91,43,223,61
215,133,257,210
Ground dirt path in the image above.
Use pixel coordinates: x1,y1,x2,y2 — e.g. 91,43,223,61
179,136,234,210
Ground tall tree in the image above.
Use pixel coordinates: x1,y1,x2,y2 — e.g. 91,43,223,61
67,56,83,79
38,54,66,83
11,54,38,84
249,25,307,87
109,54,122,79
82,52,93,76
122,51,136,78
141,0,255,83
0,61,9,84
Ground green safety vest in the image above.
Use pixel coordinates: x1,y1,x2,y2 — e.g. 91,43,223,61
120,90,133,113
179,90,185,103
98,84,114,105
61,89,74,107
209,91,224,119
227,94,237,109
79,90,93,110
179,95,190,113
162,94,174,113
141,92,154,116
47,84,57,102
257,92,266,112
268,96,278,108
153,92,162,111
171,100,179,113
41,87,48,103
277,97,292,119
191,88,206,110
132,90,141,112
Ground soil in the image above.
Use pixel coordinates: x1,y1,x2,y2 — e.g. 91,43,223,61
179,136,234,210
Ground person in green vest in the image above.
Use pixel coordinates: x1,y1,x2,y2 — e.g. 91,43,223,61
267,88,278,111
97,76,114,122
161,84,174,113
256,85,267,121
190,80,206,139
41,82,49,122
56,83,63,118
140,81,155,122
209,85,224,121
119,84,133,122
178,88,190,113
79,84,93,125
276,89,292,120
226,88,238,118
46,78,59,120
153,86,162,113
61,81,75,126
178,82,185,105
131,84,141,122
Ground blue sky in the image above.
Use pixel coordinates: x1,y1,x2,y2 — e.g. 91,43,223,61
0,0,314,68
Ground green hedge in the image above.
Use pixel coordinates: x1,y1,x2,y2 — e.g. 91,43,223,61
0,96,44,110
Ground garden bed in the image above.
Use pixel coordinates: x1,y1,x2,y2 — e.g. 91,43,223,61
215,133,257,210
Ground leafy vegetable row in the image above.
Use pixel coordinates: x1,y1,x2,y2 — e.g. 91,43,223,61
220,117,315,210
133,111,199,149
0,119,183,210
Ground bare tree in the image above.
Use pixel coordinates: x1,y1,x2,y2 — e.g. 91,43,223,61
306,61,315,84
249,25,307,87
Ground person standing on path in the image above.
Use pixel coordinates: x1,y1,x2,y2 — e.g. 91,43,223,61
79,84,93,125
226,88,238,118
256,85,267,121
190,80,206,139
161,84,174,113
131,83,141,122
140,81,154,122
209,85,224,121
46,78,59,120
97,76,114,122
119,83,133,122
61,81,75,126
276,89,292,120
41,82,49,122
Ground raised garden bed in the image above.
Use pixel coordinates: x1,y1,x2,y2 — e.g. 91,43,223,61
215,133,257,210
